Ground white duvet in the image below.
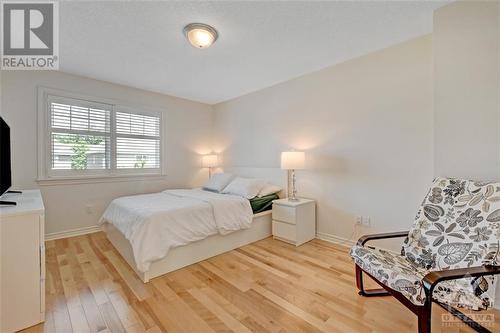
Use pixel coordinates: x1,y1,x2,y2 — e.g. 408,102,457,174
100,189,253,272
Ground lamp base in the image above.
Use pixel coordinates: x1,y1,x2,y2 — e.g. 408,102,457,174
287,169,299,202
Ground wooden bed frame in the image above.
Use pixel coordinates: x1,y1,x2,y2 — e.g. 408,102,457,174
104,210,272,282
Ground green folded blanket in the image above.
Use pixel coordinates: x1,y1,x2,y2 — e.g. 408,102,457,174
249,193,279,214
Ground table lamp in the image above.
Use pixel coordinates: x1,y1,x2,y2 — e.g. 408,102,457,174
202,154,218,178
281,151,305,201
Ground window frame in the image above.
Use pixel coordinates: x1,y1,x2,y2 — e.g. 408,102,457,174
37,87,167,183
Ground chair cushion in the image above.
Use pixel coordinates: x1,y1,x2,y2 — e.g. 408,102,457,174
397,177,499,309
350,245,493,310
402,178,499,271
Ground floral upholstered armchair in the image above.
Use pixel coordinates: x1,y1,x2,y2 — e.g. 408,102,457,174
350,178,500,333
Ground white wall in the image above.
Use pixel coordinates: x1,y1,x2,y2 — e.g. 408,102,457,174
214,36,434,246
1,71,213,236
434,0,500,180
433,0,500,308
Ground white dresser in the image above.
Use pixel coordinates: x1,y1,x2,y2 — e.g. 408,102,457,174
272,198,316,246
0,190,45,333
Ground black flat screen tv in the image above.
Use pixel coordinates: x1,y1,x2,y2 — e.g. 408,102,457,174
0,116,12,197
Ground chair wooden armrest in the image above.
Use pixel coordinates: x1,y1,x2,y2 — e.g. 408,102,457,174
422,265,500,295
356,231,409,246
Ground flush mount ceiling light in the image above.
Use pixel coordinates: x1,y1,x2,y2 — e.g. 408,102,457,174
183,23,218,49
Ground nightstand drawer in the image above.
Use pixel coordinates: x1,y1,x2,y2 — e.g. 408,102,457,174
272,220,296,242
272,204,296,224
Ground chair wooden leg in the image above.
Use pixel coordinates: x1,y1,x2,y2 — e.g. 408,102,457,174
355,265,391,297
417,300,432,333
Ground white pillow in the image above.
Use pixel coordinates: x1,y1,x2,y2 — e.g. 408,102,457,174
222,177,266,199
203,173,235,192
257,183,282,197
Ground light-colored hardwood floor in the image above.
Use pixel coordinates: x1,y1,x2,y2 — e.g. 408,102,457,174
22,232,498,333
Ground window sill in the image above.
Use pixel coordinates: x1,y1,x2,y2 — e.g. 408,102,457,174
37,174,168,186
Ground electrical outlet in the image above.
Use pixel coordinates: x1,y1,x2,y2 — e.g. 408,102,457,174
355,216,362,225
356,216,371,227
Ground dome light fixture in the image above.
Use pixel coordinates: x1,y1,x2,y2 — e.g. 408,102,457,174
183,23,218,49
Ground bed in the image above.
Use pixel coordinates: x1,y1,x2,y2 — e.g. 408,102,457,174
101,187,278,283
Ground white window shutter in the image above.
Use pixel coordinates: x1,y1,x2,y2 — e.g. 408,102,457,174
48,96,111,171
115,110,161,169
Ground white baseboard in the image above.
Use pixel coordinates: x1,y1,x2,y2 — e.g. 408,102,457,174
45,225,102,241
316,232,355,247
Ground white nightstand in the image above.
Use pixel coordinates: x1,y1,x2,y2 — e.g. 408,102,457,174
272,198,316,246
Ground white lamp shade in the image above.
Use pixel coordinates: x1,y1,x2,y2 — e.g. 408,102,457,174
281,151,305,170
202,154,218,168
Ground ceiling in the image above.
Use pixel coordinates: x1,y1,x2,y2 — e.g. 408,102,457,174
60,1,448,105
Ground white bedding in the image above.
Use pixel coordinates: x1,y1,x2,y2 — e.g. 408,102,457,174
100,189,253,273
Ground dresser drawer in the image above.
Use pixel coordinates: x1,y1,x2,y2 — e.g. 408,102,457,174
272,220,296,242
272,204,296,224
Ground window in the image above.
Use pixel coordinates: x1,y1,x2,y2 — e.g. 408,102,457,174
38,89,164,181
